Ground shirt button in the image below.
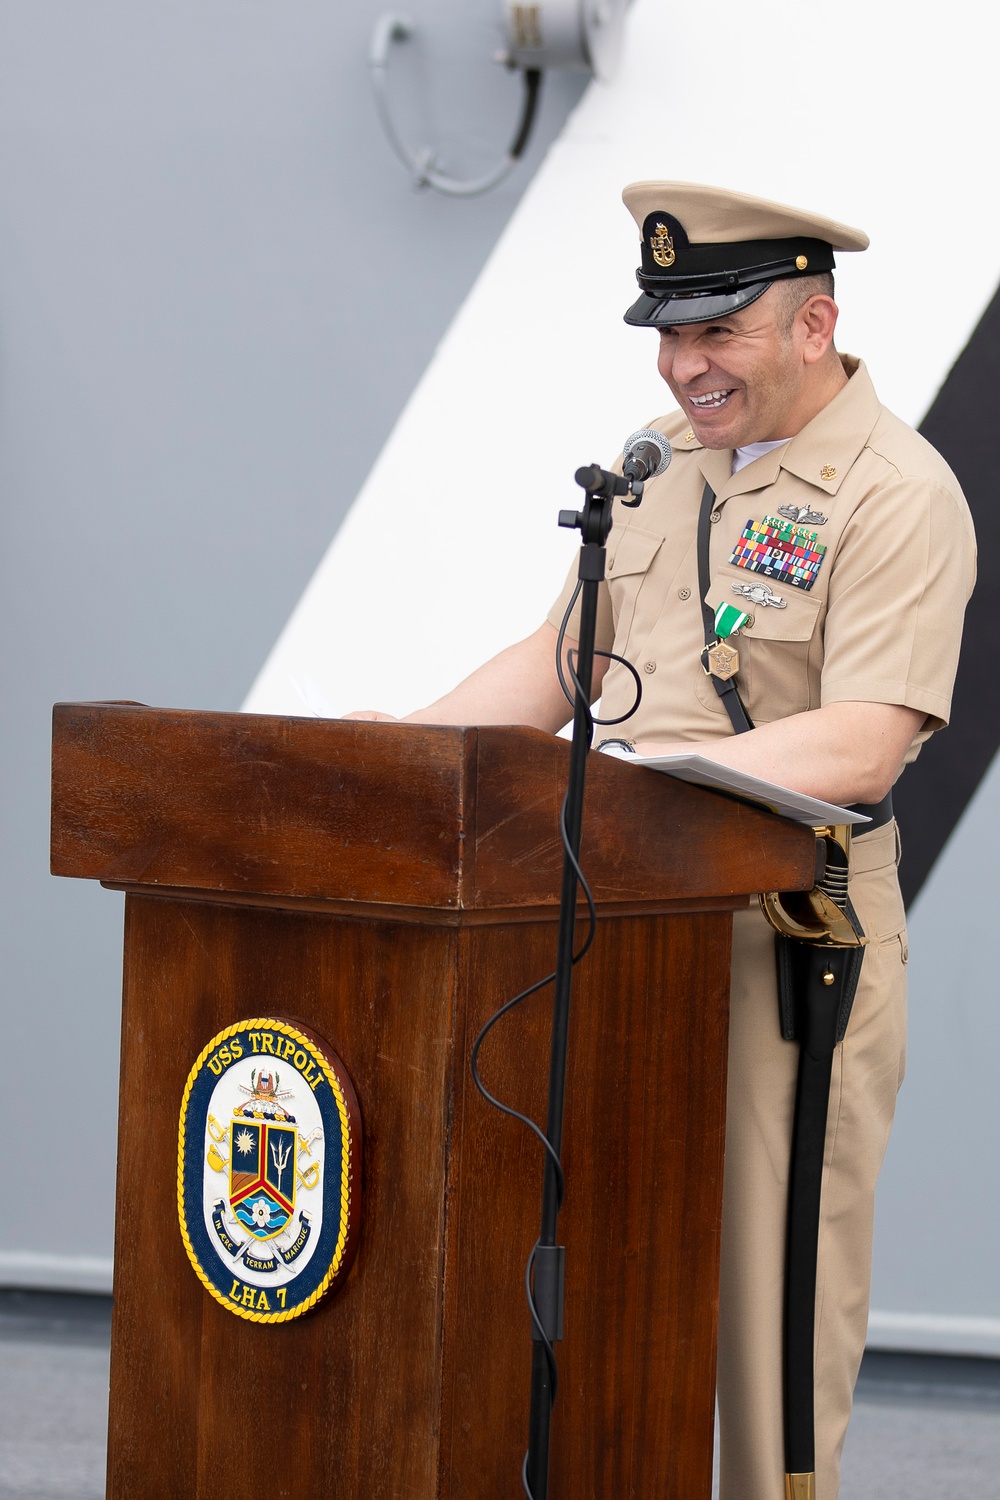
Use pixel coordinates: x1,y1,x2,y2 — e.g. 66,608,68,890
710,510,722,523
678,586,691,600
745,613,755,628
643,661,657,674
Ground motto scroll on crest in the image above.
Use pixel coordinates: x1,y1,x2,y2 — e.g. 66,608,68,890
177,1017,361,1323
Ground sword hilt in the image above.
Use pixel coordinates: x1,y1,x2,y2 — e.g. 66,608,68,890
760,824,867,948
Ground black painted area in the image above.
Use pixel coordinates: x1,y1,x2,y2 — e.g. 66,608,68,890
0,1288,112,1346
893,283,1000,906
857,1349,1000,1407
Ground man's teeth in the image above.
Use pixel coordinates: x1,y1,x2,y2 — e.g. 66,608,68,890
689,390,732,407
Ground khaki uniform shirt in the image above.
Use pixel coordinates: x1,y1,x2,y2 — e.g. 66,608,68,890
547,359,975,760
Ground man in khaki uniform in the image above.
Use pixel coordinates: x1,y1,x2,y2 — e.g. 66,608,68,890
350,182,976,1498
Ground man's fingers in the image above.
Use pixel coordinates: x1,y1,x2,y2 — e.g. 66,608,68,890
342,709,398,722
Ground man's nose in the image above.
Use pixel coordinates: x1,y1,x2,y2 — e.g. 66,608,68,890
667,338,712,384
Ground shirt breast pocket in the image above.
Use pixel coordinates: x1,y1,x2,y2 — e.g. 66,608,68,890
698,572,823,721
606,526,665,652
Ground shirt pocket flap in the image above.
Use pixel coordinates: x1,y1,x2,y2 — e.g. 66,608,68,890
607,526,664,578
705,572,822,642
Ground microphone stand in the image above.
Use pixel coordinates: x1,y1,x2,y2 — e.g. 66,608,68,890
523,461,642,1500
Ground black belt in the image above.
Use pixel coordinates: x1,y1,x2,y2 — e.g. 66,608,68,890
847,790,894,832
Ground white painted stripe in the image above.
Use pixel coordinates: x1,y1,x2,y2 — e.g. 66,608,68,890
868,1310,1000,1358
243,0,1000,723
0,1251,113,1295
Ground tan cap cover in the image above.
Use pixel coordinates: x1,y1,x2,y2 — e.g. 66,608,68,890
621,180,868,327
622,181,869,251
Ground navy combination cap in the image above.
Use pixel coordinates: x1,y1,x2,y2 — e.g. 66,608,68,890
622,181,869,327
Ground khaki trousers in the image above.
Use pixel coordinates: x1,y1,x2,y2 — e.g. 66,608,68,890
716,820,908,1500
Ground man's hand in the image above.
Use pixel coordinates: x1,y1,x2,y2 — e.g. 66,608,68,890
342,710,399,722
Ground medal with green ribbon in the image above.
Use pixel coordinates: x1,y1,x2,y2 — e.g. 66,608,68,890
705,601,750,681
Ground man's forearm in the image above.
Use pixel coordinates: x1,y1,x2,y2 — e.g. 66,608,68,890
402,626,567,730
632,701,925,807
347,622,609,733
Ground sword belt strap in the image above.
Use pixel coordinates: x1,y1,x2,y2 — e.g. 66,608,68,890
697,481,754,734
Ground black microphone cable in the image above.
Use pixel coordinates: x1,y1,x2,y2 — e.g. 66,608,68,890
469,579,643,1496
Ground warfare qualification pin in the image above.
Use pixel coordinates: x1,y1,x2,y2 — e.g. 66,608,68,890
177,1017,361,1323
777,503,827,527
732,580,786,609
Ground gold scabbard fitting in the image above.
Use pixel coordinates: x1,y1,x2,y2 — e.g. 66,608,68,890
785,1474,816,1500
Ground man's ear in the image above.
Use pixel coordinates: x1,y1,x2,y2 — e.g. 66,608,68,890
799,296,839,365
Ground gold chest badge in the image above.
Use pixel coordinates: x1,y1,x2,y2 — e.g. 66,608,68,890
650,222,675,268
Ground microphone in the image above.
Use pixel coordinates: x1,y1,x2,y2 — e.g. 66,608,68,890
622,427,672,483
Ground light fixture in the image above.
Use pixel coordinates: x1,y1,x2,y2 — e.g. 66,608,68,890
502,0,627,81
370,1,628,198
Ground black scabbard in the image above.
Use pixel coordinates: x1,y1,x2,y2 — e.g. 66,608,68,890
778,938,864,1494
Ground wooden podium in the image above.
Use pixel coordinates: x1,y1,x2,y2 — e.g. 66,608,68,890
50,704,814,1500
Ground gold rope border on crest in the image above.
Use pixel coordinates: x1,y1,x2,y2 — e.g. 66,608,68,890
177,1017,354,1325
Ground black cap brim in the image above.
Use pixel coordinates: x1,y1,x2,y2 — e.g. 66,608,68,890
624,281,770,328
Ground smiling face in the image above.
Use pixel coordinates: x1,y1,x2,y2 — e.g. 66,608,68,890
655,282,843,449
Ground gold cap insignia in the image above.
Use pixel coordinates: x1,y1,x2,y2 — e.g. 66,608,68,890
820,464,837,480
796,254,809,271
650,222,676,269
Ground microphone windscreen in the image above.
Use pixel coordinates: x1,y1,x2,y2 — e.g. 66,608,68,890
622,428,672,480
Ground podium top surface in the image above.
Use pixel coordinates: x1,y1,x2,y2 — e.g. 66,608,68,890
51,703,816,921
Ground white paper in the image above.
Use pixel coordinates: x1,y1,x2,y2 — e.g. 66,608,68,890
624,753,870,827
